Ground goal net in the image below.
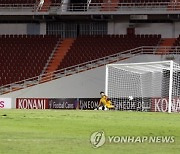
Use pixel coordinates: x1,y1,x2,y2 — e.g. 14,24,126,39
105,61,180,113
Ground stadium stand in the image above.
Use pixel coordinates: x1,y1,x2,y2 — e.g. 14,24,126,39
0,33,162,87
0,0,36,12
0,0,176,12
118,0,170,3
44,38,75,74
51,0,62,5
38,0,51,12
0,35,60,86
118,0,171,9
58,34,161,69
69,0,87,11
101,0,119,11
0,0,36,6
90,1,171,5
173,35,180,46
0,0,36,4
168,0,180,10
50,0,62,11
155,38,176,54
0,0,179,92
88,0,173,12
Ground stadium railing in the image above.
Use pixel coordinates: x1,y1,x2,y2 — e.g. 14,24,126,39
0,2,180,14
0,46,180,95
0,3,36,12
67,2,180,12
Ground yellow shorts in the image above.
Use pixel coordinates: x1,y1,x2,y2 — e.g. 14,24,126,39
106,104,114,109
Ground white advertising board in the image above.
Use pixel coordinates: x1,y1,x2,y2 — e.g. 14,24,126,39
0,98,12,109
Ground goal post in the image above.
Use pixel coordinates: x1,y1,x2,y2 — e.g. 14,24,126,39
105,61,180,113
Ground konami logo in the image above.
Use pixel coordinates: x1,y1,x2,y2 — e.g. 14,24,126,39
16,98,48,109
151,98,180,112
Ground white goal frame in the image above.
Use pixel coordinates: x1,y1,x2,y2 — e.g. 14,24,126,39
105,60,180,113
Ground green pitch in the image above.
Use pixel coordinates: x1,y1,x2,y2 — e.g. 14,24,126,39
0,110,179,154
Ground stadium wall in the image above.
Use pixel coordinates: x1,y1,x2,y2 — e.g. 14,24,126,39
0,24,27,35
0,23,46,35
108,21,180,38
40,22,46,35
174,22,180,38
135,23,173,38
27,23,40,35
1,21,180,37
108,22,129,35
3,55,180,108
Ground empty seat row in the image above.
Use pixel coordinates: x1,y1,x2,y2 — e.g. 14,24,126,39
0,0,36,4
0,35,60,86
58,34,161,70
51,0,62,3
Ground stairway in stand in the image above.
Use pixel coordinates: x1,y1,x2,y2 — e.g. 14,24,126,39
39,0,51,12
101,0,118,11
41,38,75,82
156,38,176,54
168,0,180,11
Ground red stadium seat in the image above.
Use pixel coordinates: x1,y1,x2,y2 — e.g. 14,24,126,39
0,35,61,86
58,34,161,70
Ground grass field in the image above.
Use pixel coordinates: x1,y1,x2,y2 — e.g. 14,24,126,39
0,110,179,154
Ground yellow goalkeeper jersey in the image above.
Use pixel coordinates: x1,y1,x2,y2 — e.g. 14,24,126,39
99,95,114,109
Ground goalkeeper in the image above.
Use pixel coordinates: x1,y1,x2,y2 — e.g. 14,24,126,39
98,92,114,110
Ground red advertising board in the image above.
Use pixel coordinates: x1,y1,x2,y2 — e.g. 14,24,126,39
16,98,49,109
16,97,180,112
